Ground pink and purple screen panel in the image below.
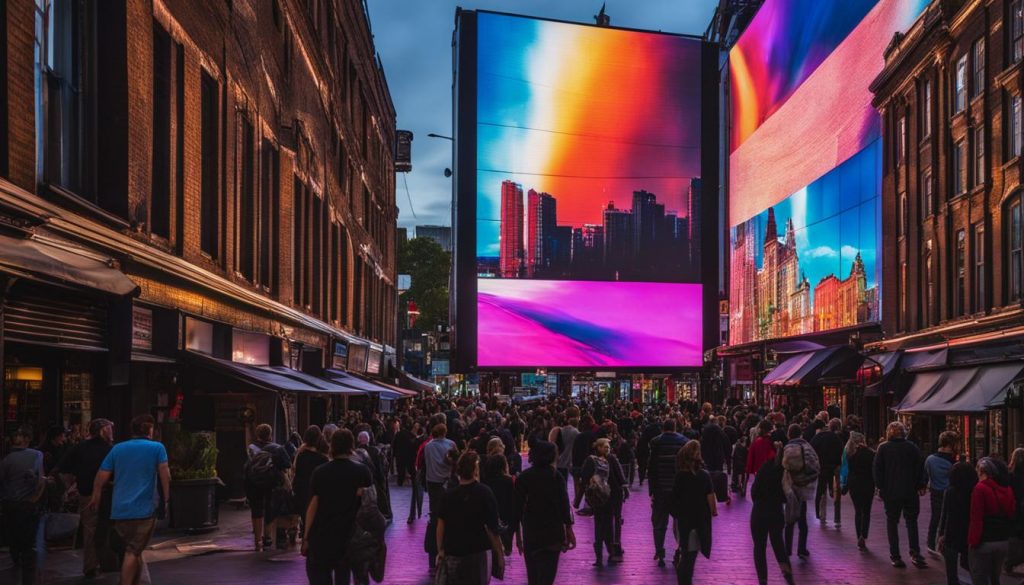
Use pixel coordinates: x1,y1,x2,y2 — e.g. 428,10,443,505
477,280,702,368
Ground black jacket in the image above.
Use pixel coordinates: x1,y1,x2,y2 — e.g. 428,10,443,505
873,438,924,500
647,432,688,494
845,447,875,501
700,423,730,473
810,431,844,469
572,429,598,469
750,459,785,527
938,485,972,552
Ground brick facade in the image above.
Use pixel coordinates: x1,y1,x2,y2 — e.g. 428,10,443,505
0,0,398,349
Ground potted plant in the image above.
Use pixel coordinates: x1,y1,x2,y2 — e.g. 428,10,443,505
168,429,221,534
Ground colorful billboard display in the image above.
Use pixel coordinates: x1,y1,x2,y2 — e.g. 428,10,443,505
728,0,927,345
456,11,712,369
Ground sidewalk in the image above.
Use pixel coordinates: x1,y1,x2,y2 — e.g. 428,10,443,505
21,474,1011,584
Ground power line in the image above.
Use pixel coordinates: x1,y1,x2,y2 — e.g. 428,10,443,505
402,173,417,219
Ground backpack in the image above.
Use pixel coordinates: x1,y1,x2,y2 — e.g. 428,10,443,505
584,456,612,509
782,441,820,489
245,447,281,490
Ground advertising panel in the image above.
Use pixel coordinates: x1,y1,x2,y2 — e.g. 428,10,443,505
457,11,713,369
727,0,928,345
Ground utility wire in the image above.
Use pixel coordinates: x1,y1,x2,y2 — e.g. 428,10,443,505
402,173,418,219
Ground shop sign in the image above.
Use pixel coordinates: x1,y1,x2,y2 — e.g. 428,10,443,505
132,306,153,351
432,359,450,376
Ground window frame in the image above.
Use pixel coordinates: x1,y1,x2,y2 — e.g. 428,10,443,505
973,223,985,313
921,78,932,139
953,139,966,196
955,54,968,112
972,37,985,99
974,125,985,187
955,228,967,317
1013,0,1024,65
1009,195,1023,302
922,166,934,218
1011,94,1023,159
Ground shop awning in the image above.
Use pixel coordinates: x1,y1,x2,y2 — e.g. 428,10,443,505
763,346,857,387
184,352,365,395
762,352,818,386
324,369,416,399
0,233,138,296
397,370,436,394
894,363,1024,414
901,347,948,372
862,351,903,397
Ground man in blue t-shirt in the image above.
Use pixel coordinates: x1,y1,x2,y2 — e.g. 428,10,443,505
90,415,171,585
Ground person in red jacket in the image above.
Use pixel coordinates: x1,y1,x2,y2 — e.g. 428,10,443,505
967,457,1017,585
746,420,777,476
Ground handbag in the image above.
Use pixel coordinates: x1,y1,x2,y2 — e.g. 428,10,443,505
44,512,81,542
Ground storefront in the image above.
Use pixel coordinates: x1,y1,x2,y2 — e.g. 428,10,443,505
0,234,139,451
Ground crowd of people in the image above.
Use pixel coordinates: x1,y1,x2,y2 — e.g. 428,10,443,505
2,395,1024,585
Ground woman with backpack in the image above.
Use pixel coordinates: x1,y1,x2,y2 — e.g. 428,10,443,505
670,440,717,585
580,437,626,566
967,457,1017,585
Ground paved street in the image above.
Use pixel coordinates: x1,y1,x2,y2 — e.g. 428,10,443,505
28,474,988,585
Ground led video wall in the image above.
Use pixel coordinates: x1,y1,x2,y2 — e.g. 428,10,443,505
455,11,713,369
727,0,928,345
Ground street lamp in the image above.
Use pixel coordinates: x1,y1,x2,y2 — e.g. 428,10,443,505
427,133,453,141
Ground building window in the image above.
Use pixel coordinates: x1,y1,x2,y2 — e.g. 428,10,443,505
312,195,322,316
955,229,966,317
237,115,255,280
973,223,985,312
340,225,349,326
293,178,306,305
259,140,279,292
921,79,932,139
899,261,908,331
1009,195,1023,302
200,71,219,258
922,167,934,218
955,54,967,112
953,140,966,195
897,115,907,166
151,21,172,238
898,192,908,238
974,126,985,187
925,254,935,327
1012,95,1023,158
973,38,985,98
1013,0,1024,64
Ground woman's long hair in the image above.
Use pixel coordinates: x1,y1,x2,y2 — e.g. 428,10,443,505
845,431,866,458
1009,448,1024,473
676,440,704,474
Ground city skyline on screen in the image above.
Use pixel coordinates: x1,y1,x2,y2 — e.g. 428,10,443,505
474,12,702,266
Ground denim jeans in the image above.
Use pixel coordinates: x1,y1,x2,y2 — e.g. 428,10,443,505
784,501,808,555
651,491,675,558
927,488,945,550
969,540,1009,585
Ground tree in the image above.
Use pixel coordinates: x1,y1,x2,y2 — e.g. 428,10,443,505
398,237,450,331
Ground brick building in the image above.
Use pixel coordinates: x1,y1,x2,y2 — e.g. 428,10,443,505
871,0,1024,459
0,0,402,491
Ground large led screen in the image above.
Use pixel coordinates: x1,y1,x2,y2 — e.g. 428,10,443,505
460,12,709,368
727,0,927,345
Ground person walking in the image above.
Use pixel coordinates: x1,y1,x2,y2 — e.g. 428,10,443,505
408,422,428,524
637,417,662,486
301,428,373,585
571,415,598,513
750,449,796,585
746,420,777,478
731,435,750,498
514,441,576,585
701,415,731,505
423,423,457,569
293,426,328,538
437,451,505,584
937,462,978,585
581,437,626,566
90,415,171,585
551,416,579,488
393,418,417,487
873,421,926,568
482,453,518,555
0,426,46,585
647,419,688,566
842,431,875,550
967,457,1017,585
55,418,115,578
670,440,717,585
244,423,292,551
924,431,959,554
781,424,818,560
1006,448,1024,575
810,418,844,527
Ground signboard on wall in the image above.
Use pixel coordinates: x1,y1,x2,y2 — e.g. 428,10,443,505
132,306,153,351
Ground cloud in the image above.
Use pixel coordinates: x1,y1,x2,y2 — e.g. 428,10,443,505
804,245,838,259
841,245,860,258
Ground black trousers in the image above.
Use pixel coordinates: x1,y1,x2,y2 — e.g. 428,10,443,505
884,495,920,559
525,548,561,585
651,491,674,558
784,500,808,555
425,481,445,562
943,546,968,585
815,466,840,524
851,492,873,540
675,550,699,585
751,517,787,583
305,556,351,585
2,500,39,585
395,457,414,486
927,488,944,550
